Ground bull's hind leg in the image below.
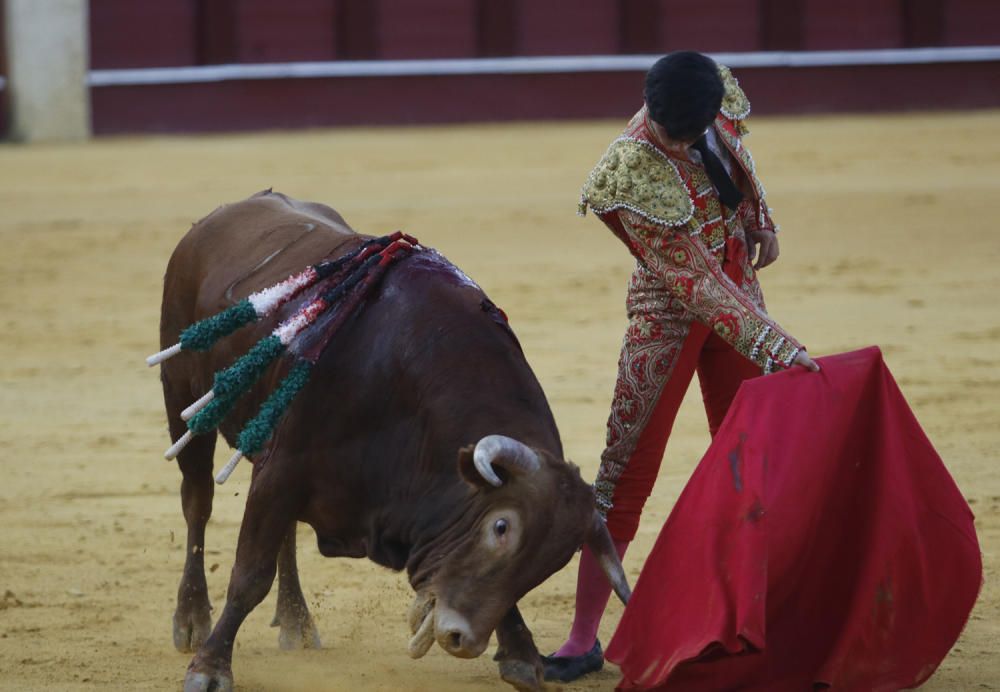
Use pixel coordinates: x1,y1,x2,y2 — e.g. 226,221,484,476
494,605,545,692
270,522,321,649
184,461,302,692
164,375,217,653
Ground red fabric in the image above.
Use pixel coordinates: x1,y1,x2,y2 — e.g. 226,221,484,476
607,325,758,542
606,347,982,691
606,234,760,542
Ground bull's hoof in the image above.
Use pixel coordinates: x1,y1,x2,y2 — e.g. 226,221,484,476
275,613,322,650
173,609,213,653
183,668,233,692
499,659,546,692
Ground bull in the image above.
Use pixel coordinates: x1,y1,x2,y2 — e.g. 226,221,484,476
154,191,630,691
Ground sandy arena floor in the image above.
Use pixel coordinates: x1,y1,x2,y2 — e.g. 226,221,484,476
0,111,998,691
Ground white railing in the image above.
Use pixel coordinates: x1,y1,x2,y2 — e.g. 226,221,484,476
87,46,1000,87
1,46,997,92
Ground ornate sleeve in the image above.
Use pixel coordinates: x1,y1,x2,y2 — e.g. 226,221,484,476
740,198,780,235
619,210,802,373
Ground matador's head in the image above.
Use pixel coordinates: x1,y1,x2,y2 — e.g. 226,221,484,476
644,51,724,144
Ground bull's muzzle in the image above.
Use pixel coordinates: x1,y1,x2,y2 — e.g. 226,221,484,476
408,593,489,660
434,603,489,659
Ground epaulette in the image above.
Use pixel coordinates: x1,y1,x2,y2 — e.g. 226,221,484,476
718,64,751,122
578,137,694,227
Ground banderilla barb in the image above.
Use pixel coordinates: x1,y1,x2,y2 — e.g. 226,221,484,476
149,232,421,484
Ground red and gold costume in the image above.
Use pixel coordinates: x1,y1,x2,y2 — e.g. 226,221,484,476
580,66,803,540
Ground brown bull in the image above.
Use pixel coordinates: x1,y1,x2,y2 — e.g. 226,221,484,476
156,191,629,691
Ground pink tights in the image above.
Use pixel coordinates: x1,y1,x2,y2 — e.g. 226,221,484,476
553,538,630,657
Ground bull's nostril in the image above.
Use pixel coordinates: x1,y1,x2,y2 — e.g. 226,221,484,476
448,631,462,650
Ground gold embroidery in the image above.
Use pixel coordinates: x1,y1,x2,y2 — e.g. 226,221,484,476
580,138,694,227
718,64,751,121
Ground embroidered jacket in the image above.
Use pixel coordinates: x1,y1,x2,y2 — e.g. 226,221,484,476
579,66,801,373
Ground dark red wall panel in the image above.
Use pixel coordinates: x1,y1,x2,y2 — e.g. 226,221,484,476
377,0,477,59
736,61,1000,113
759,0,805,50
801,0,903,50
619,0,660,54
514,0,619,55
475,0,516,56
234,0,337,62
201,0,338,64
83,1,1000,67
656,0,761,53
944,0,1000,45
0,0,6,138
89,0,198,68
335,0,377,59
0,0,6,78
902,0,944,47
90,71,641,134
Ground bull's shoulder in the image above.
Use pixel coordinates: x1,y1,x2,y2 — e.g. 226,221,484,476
166,192,368,309
256,190,354,234
193,190,354,237
178,192,362,261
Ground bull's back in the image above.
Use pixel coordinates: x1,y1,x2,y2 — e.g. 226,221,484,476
161,190,365,343
158,192,370,443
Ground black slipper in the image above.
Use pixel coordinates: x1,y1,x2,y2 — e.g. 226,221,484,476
541,639,604,682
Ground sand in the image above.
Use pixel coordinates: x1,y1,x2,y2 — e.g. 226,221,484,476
0,111,997,691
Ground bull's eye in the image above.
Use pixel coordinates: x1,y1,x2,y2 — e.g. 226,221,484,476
494,518,509,537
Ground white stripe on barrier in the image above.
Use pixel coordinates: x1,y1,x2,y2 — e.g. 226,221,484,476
0,47,995,93
83,46,1000,88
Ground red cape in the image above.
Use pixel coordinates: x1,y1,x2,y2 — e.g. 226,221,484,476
606,347,982,691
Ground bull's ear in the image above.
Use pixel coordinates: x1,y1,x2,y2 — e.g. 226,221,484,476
458,444,497,489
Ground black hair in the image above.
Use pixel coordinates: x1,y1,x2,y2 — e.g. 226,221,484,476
644,51,724,142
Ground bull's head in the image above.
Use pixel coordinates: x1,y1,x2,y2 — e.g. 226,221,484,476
407,435,630,659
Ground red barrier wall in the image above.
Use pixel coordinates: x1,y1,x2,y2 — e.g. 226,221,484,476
6,0,998,135
89,0,199,68
90,59,1000,135
515,0,620,56
86,0,1000,67
0,0,7,137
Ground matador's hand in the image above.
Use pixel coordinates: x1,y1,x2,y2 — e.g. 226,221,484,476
793,350,820,372
748,230,779,270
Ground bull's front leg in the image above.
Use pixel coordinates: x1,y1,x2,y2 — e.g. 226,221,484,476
184,466,301,692
494,605,545,692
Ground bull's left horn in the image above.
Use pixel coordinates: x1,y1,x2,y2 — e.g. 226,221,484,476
586,511,631,606
473,435,541,487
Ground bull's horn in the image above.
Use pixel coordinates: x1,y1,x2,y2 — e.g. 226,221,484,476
473,435,541,487
586,511,631,605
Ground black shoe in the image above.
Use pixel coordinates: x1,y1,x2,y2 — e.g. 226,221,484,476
541,639,604,682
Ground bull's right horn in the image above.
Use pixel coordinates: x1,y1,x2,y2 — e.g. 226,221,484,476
586,511,631,605
473,435,541,487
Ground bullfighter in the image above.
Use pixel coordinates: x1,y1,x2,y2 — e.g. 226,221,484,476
543,51,819,683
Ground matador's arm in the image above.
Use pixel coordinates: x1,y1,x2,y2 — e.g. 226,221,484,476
618,210,802,374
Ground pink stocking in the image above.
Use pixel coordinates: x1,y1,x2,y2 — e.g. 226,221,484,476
553,538,629,657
